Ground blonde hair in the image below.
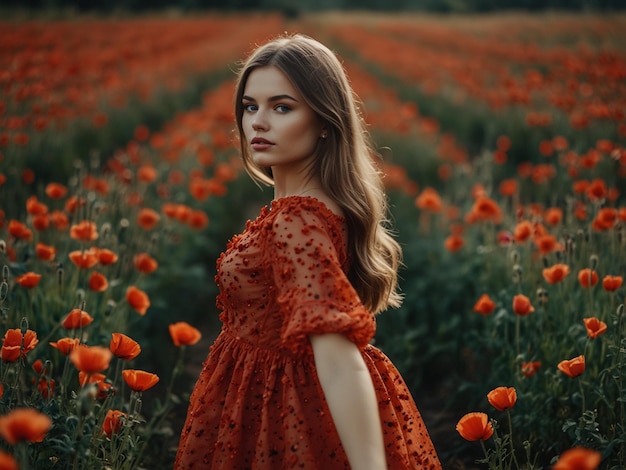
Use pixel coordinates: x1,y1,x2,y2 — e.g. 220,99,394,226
234,34,402,313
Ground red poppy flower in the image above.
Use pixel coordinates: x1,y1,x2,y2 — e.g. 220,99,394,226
602,275,623,292
455,412,494,441
592,208,617,231
473,294,496,316
78,372,114,399
513,220,534,243
50,210,69,230
169,322,202,346
122,369,159,392
0,450,18,470
444,234,464,252
110,333,141,360
137,208,160,230
32,214,50,231
553,447,601,470
542,264,571,284
45,182,68,199
578,269,599,288
49,337,81,355
1,329,39,362
26,195,48,216
15,272,41,289
558,355,585,378
102,409,127,438
70,345,112,374
188,210,209,230
521,361,542,378
70,220,98,242
8,220,32,241
137,165,157,183
36,378,55,399
583,317,607,339
98,249,119,265
512,294,535,316
0,408,52,444
487,386,517,411
126,286,150,316
88,271,108,292
61,309,94,329
533,234,563,255
69,248,99,269
415,187,443,212
134,253,158,274
543,207,563,225
498,179,517,197
36,242,56,261
65,195,86,214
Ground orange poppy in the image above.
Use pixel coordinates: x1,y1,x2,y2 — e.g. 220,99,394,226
50,210,69,230
26,195,48,216
36,378,55,400
558,355,585,378
513,220,534,243
487,386,517,411
472,294,496,316
512,294,534,316
543,207,563,225
591,207,617,231
45,182,68,199
1,328,39,362
70,345,112,374
542,264,571,284
467,196,503,224
134,253,158,274
137,208,160,230
32,214,50,231
78,372,114,399
455,412,494,441
521,361,541,378
98,249,119,266
15,271,41,289
602,275,623,292
169,322,202,346
49,337,81,355
583,317,607,339
68,248,99,269
88,271,109,292
122,369,159,392
585,178,607,201
61,309,94,329
533,234,563,255
70,220,99,242
444,234,464,252
188,210,209,230
35,242,56,261
102,409,127,438
110,333,141,360
64,195,86,214
578,269,599,288
0,450,18,470
552,447,602,470
137,165,157,183
415,187,443,213
0,408,52,444
8,220,32,241
126,286,150,316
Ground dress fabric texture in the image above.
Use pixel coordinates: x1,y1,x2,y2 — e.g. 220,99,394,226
175,196,441,469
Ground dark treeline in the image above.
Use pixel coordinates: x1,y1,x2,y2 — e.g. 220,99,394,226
3,0,625,14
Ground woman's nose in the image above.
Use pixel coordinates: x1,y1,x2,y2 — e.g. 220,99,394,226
251,111,268,131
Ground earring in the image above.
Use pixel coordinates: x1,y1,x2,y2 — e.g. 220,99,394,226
320,130,328,139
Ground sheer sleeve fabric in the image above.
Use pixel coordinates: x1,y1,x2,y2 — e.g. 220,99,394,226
265,199,376,356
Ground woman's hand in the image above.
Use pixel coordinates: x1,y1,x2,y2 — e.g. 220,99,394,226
310,332,387,470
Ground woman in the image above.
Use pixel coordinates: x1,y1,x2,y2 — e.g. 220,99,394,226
175,34,441,469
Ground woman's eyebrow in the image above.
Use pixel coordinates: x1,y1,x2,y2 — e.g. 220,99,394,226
242,94,299,103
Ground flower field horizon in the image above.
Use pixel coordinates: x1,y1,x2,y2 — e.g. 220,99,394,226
1,10,625,469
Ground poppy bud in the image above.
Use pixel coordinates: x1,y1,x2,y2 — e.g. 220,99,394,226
20,317,29,335
0,240,5,254
589,254,599,271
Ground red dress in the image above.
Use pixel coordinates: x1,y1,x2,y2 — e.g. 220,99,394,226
175,196,441,469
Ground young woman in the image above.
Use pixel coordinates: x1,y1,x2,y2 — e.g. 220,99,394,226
175,34,442,469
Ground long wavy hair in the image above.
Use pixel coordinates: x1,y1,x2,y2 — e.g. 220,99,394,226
234,34,402,314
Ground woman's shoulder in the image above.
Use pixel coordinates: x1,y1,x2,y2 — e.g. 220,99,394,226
270,195,345,224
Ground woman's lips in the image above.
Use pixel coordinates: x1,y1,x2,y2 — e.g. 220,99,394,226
250,137,274,151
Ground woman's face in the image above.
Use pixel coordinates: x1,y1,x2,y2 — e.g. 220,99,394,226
241,66,323,173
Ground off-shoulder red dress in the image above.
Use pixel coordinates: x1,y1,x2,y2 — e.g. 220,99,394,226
174,196,441,469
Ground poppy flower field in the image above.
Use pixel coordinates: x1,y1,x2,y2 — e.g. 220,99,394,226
1,10,625,469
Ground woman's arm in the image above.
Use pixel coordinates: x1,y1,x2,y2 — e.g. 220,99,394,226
310,332,387,470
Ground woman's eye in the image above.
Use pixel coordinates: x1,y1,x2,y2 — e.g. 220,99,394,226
275,105,290,113
243,103,257,112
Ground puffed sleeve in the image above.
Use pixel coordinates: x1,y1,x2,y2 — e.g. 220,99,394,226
266,201,376,355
